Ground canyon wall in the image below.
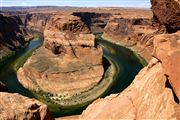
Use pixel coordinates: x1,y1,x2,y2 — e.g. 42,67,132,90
80,32,180,119
0,14,32,64
72,12,112,33
23,13,52,32
2,11,52,33
103,15,163,61
0,14,53,120
79,1,180,119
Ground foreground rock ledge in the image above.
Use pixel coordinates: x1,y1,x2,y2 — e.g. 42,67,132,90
81,58,180,119
0,92,53,120
153,31,180,101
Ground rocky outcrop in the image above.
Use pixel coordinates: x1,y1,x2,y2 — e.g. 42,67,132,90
72,12,112,33
0,14,29,49
0,14,31,63
151,0,180,32
103,15,162,61
17,14,104,106
24,13,52,32
81,57,180,119
2,12,52,33
0,92,53,120
153,31,180,101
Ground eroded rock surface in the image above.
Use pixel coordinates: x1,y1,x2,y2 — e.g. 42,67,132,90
151,0,180,32
103,15,161,61
72,12,112,33
0,14,31,62
24,13,52,32
81,58,179,119
17,14,104,99
153,31,180,100
0,92,53,120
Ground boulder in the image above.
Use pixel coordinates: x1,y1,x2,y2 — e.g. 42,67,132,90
0,92,53,120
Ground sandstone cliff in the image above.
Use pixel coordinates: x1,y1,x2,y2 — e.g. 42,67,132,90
2,12,52,33
0,14,31,64
79,2,180,118
17,14,104,106
72,12,112,33
24,13,52,32
103,15,162,61
80,31,180,119
153,32,180,101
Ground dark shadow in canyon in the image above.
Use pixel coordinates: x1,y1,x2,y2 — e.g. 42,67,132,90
165,79,179,103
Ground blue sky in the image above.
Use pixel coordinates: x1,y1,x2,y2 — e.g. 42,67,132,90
0,0,151,8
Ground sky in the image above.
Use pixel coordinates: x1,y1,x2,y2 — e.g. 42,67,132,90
0,0,151,8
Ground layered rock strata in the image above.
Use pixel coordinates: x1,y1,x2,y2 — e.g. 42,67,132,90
103,15,162,61
0,92,53,120
0,14,31,63
72,12,112,33
24,13,52,32
17,15,104,105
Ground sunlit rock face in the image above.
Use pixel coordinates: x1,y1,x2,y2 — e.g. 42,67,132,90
81,57,180,119
153,31,180,101
151,0,180,32
0,92,53,120
103,15,162,61
80,3,180,119
17,14,104,100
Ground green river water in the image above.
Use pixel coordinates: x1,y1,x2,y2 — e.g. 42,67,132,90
0,34,147,117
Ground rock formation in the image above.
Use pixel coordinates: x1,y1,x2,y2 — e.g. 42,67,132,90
103,15,162,61
72,12,112,33
81,57,180,119
24,13,52,32
151,0,180,32
0,92,53,120
153,32,180,101
81,31,180,119
17,14,104,106
0,14,31,64
79,2,180,118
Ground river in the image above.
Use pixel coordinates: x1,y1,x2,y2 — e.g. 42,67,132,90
0,34,147,117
